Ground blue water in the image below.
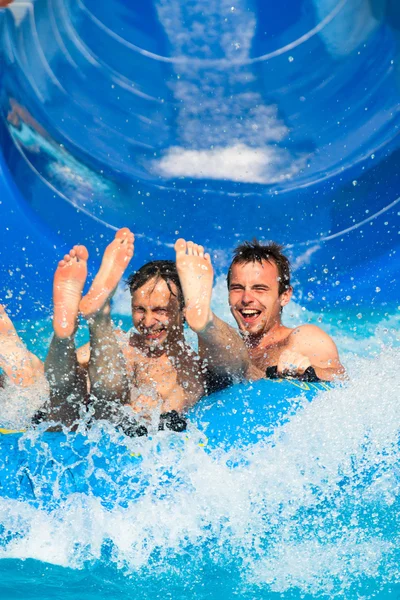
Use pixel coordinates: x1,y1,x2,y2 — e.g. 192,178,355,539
1,0,400,598
1,304,399,599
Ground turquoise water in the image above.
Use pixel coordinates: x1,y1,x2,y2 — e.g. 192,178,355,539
1,0,400,596
1,290,400,599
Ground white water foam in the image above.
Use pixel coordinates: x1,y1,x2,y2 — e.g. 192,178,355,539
0,346,399,596
1,271,400,595
152,0,306,184
0,379,47,429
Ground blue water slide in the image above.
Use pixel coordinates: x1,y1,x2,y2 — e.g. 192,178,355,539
0,0,400,318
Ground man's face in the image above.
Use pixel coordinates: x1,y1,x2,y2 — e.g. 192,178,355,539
229,260,292,337
131,278,183,348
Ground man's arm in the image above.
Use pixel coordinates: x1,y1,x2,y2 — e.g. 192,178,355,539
198,313,250,380
279,324,346,381
174,238,250,382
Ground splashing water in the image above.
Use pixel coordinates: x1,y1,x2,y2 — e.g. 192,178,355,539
0,287,400,599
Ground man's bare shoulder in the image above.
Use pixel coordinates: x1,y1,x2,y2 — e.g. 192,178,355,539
289,323,334,339
288,323,337,345
287,324,340,362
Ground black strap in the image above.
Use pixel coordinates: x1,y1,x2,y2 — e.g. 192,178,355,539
265,366,280,380
204,370,233,396
118,416,148,438
31,409,47,425
121,410,187,436
159,411,187,433
32,408,187,437
265,365,322,382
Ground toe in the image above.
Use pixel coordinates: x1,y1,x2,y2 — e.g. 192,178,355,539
198,245,204,258
116,227,131,240
187,241,194,255
75,245,89,261
204,252,211,263
64,254,71,262
174,238,187,254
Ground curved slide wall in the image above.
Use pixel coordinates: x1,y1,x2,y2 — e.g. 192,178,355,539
0,0,399,318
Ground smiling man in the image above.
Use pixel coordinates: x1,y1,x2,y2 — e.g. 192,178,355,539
227,240,345,381
122,259,206,415
37,231,249,433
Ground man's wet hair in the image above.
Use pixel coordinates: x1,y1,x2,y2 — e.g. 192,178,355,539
127,260,184,310
227,239,291,295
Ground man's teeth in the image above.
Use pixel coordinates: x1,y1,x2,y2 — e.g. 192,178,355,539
241,310,260,316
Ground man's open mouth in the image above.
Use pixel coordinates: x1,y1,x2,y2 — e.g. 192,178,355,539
145,329,166,340
238,309,261,323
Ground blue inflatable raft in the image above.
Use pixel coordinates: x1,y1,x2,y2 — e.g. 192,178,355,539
0,379,332,509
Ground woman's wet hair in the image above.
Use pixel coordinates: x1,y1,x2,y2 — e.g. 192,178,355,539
127,260,184,310
227,239,291,294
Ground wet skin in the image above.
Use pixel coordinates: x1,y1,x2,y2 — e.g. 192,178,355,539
131,278,184,352
124,277,205,414
229,260,292,342
228,260,344,380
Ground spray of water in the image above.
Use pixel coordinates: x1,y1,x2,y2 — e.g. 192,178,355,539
0,282,399,597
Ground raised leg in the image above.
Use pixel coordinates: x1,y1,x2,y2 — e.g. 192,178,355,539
87,305,130,419
80,228,134,419
40,245,88,427
0,304,45,388
43,335,87,426
79,228,134,319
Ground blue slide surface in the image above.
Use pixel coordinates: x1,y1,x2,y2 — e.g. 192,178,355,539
0,0,400,318
1,4,400,597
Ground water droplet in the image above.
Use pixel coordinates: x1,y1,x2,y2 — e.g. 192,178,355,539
352,180,357,186
288,56,294,62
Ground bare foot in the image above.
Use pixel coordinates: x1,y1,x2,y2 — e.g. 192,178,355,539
53,245,88,338
79,228,134,319
174,239,214,333
0,305,44,386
